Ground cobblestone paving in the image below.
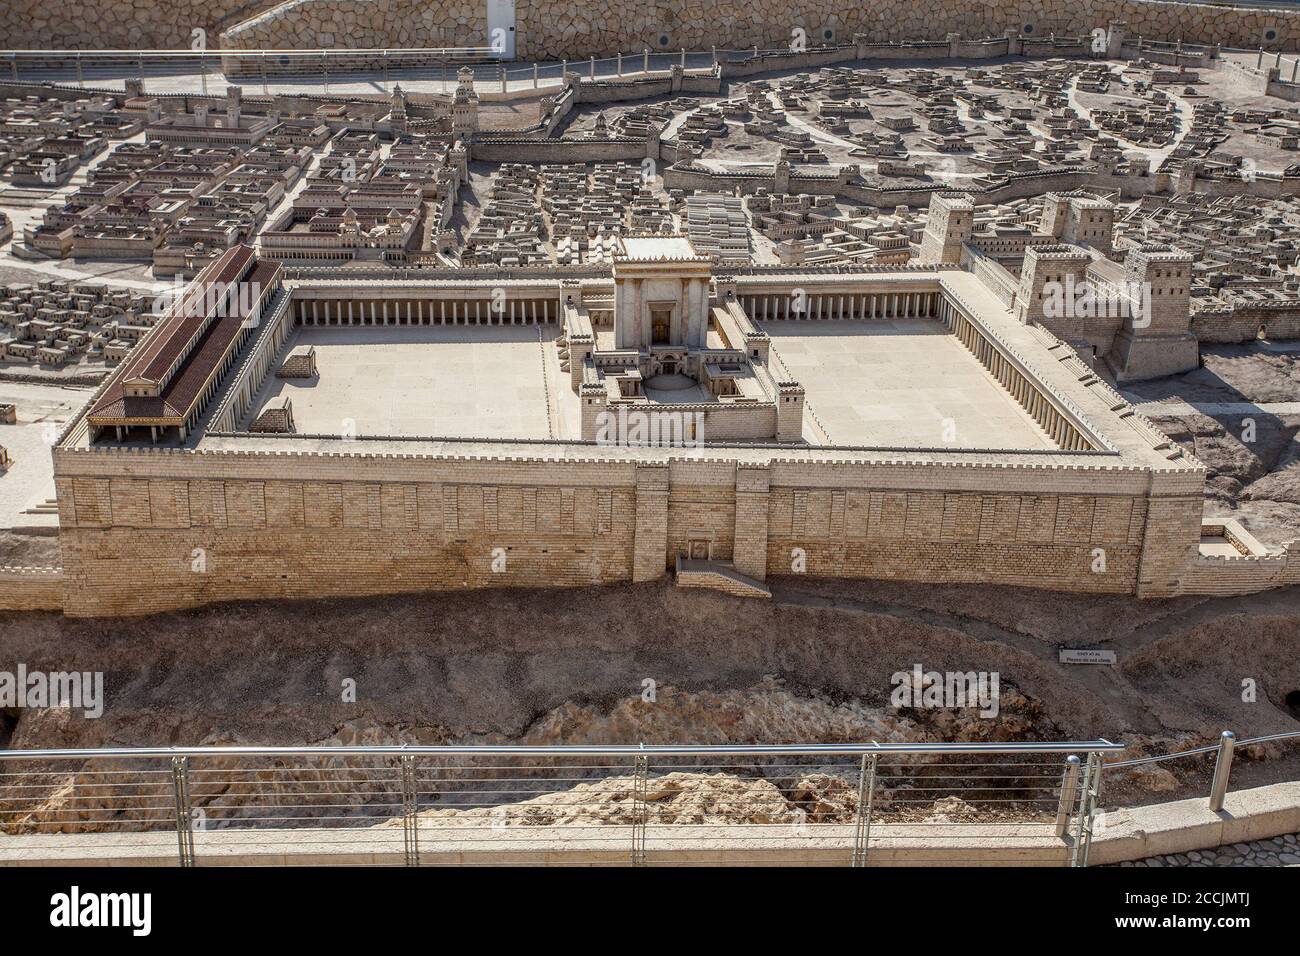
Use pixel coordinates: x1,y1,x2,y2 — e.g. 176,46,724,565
1113,832,1300,867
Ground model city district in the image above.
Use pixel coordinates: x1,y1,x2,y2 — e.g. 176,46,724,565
4,25,1300,616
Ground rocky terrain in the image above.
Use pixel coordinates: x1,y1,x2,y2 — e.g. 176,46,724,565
2,573,1297,831
1128,344,1300,546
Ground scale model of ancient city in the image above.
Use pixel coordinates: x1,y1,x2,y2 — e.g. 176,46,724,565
6,7,1300,616
1,0,1300,872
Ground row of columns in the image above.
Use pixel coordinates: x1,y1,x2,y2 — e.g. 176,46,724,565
176,290,272,440
943,298,1091,452
224,295,295,431
741,290,939,321
296,298,560,326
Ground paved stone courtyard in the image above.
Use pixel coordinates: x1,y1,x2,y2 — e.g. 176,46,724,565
0,381,90,530
244,325,561,439
760,318,1054,449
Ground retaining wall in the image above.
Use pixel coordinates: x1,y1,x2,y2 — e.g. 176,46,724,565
6,1,1300,54
49,438,1205,615
0,566,65,612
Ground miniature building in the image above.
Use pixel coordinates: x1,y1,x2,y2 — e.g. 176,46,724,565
451,68,480,141
918,192,974,265
1106,244,1199,381
1041,191,1115,255
277,345,317,378
83,246,284,443
250,395,295,433
7,39,1300,619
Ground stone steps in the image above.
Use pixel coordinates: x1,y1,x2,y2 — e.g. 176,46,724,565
674,556,771,599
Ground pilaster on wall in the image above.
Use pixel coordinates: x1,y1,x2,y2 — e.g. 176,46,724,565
1136,481,1205,598
632,463,670,581
734,463,771,581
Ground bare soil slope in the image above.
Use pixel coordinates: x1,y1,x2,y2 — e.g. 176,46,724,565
2,577,1297,806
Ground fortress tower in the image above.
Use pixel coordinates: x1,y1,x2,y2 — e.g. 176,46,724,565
390,83,407,132
451,67,479,141
225,86,241,127
1105,244,1198,382
918,192,974,265
1014,244,1093,330
1041,191,1114,255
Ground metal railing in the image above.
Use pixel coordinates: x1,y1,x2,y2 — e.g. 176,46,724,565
0,47,711,90
0,741,1120,867
1102,728,1300,811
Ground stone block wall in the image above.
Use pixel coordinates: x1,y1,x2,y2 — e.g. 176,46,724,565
222,0,488,51
665,461,739,567
53,455,641,616
51,443,1207,615
1193,305,1300,344
1,0,282,51
763,480,1150,592
7,0,1300,53
0,566,65,612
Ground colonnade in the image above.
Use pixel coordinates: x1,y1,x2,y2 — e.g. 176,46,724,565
739,289,940,321
294,297,560,325
940,296,1094,452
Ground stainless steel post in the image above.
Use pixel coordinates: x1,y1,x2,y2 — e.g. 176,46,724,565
1209,731,1236,811
1055,755,1080,838
630,753,648,865
850,753,877,867
171,756,195,867
401,755,419,866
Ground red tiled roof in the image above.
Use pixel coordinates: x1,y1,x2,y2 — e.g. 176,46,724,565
88,252,281,427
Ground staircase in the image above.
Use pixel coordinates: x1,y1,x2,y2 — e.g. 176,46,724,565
22,498,59,516
556,331,570,373
674,556,771,599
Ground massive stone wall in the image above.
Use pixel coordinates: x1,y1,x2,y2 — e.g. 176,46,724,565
224,0,1300,55
5,0,1300,52
221,0,488,50
49,444,1203,616
52,455,642,616
0,0,282,50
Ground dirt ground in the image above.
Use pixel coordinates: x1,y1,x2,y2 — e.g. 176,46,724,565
2,574,1297,809
1127,344,1300,545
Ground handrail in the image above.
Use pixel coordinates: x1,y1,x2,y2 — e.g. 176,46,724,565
0,739,1122,866
1102,728,1300,769
0,740,1122,760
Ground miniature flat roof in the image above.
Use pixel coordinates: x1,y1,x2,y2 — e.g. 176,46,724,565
616,236,707,262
